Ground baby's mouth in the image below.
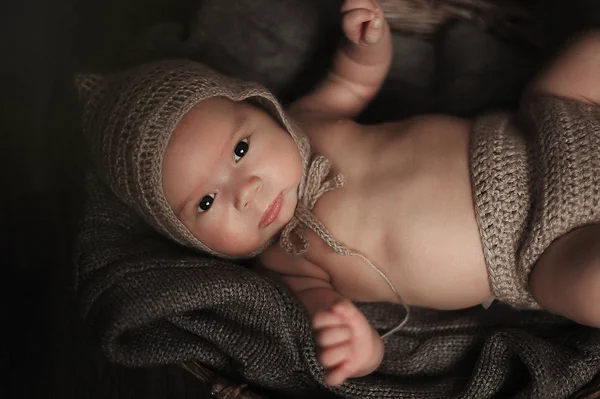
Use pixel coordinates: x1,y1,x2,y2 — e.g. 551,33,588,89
259,192,284,229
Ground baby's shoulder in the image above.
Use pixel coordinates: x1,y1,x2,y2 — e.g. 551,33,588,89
288,110,363,153
397,114,473,149
290,110,360,134
258,241,330,281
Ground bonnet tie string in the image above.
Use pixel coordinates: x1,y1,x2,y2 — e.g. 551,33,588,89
279,155,344,255
278,154,409,338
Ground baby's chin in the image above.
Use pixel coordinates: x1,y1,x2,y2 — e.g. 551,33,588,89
209,235,277,259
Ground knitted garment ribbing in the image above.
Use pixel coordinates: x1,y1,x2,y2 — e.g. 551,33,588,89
470,94,600,308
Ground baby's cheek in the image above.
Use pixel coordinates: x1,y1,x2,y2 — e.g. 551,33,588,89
186,219,236,254
211,223,262,256
276,144,303,182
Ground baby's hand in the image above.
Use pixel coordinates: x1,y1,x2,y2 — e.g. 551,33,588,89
312,300,384,386
341,0,386,45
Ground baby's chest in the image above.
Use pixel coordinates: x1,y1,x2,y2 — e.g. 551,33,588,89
302,164,489,308
301,200,406,304
299,157,424,302
309,166,408,249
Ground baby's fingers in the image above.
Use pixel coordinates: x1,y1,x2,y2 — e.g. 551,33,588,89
313,310,345,330
324,360,357,387
332,300,372,336
341,0,380,13
362,15,383,45
319,341,354,369
315,325,352,347
342,9,383,45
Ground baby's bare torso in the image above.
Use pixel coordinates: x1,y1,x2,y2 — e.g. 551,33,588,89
266,115,493,310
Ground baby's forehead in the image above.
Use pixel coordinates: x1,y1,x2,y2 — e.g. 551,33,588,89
171,97,279,141
167,98,238,153
164,96,292,171
161,99,239,218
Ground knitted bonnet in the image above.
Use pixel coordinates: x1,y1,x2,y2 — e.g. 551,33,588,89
76,59,313,257
76,58,409,330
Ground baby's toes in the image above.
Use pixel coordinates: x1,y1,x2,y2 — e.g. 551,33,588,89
341,0,379,14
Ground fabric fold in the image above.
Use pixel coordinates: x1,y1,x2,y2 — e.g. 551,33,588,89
76,170,600,398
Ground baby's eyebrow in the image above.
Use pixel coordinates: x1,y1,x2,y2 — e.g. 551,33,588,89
231,112,248,139
177,107,248,219
179,182,212,220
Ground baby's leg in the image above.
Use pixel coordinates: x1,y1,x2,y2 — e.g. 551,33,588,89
525,30,600,105
525,32,600,325
529,224,600,327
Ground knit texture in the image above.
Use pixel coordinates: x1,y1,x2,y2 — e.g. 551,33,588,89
76,59,312,257
470,95,600,308
280,155,345,255
77,59,363,265
75,94,600,398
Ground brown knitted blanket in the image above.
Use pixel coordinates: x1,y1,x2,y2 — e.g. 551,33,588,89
74,96,600,398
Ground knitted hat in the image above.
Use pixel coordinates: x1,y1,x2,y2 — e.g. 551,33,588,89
76,59,311,257
76,60,409,325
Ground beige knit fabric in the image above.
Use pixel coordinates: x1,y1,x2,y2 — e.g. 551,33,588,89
470,95,600,308
76,59,409,326
279,155,344,254
76,60,317,257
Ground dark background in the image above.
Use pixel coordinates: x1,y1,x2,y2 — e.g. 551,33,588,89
1,0,215,397
2,0,600,397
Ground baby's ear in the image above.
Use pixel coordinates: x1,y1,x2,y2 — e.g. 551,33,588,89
74,73,105,107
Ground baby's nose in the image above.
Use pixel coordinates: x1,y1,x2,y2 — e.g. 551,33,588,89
234,176,262,211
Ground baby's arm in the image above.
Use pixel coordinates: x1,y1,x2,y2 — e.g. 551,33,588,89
529,225,600,327
525,29,600,104
259,247,384,386
289,0,392,120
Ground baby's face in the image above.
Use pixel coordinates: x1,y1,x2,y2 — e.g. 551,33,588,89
162,97,302,256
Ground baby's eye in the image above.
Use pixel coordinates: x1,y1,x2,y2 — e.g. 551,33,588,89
233,138,249,163
197,193,216,213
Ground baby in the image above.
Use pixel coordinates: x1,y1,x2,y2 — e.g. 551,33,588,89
78,0,600,388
